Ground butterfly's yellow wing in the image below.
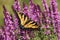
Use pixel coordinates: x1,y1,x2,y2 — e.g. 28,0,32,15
17,12,38,28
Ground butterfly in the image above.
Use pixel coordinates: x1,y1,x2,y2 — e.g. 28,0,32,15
16,12,39,29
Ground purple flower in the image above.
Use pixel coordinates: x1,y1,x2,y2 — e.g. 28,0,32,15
22,2,29,16
35,5,42,25
3,5,17,40
13,14,19,28
50,0,59,33
0,28,5,40
42,0,50,28
20,30,30,40
28,0,35,18
57,16,60,40
45,30,51,35
12,0,21,12
42,0,50,35
13,14,21,37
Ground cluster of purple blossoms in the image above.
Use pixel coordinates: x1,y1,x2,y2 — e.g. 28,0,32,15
0,0,60,40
